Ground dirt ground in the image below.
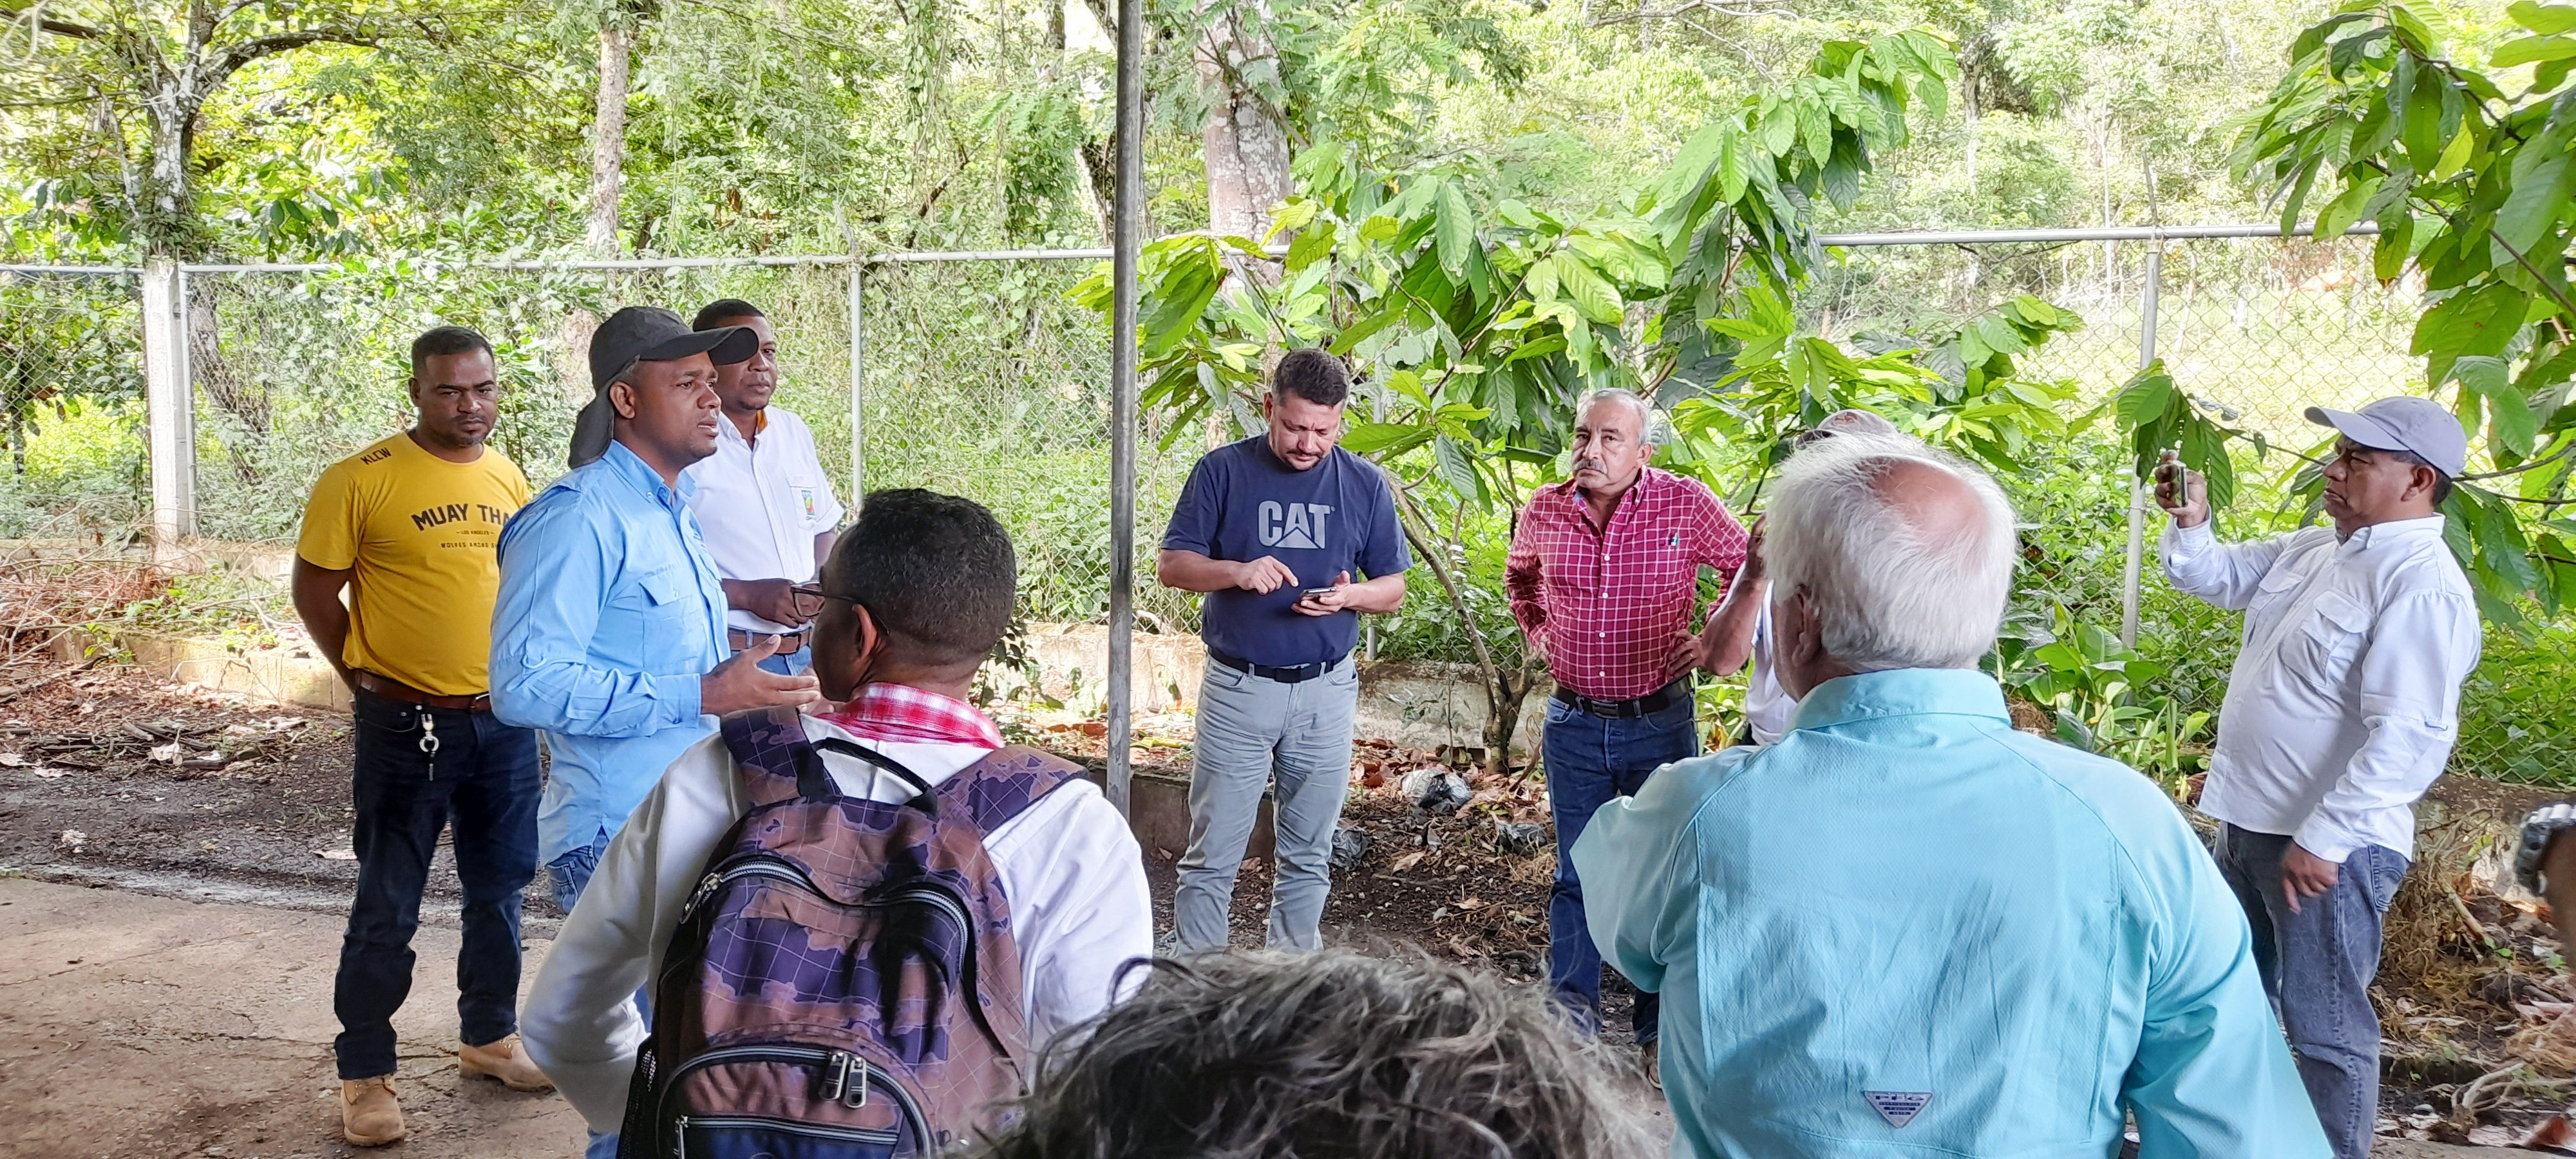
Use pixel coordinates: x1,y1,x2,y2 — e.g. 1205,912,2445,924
0,654,2568,1154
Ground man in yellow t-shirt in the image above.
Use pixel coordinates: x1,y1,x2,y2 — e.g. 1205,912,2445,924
291,326,553,1147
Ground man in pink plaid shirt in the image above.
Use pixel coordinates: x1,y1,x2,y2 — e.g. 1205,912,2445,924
1506,388,1748,1084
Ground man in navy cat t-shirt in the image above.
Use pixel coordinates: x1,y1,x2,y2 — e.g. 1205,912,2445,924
1158,348,1410,952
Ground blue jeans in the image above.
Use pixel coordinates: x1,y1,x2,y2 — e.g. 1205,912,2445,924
755,641,811,677
2213,824,2409,1159
1541,684,1696,1045
334,689,541,1079
549,833,650,1159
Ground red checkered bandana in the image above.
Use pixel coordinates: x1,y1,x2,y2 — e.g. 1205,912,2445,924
817,683,1003,748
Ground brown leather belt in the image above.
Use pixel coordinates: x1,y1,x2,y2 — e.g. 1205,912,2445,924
728,628,811,652
355,672,493,712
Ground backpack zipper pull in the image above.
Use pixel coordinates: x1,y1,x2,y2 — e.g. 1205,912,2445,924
820,1050,869,1107
683,871,721,919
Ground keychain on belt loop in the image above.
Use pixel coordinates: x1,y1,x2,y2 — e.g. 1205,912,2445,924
419,711,440,781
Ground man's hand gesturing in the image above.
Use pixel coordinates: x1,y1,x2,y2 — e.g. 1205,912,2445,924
1233,556,1299,594
699,635,822,717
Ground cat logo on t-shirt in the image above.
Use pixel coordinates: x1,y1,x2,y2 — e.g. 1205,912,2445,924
1258,501,1334,551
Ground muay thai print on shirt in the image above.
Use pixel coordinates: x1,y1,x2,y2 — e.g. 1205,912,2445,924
295,433,532,697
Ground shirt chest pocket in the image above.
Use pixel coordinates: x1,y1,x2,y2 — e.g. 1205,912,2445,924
2284,591,2372,693
786,473,823,524
611,565,699,628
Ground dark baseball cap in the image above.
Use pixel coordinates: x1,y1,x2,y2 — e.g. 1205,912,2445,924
2304,395,2468,478
568,306,757,468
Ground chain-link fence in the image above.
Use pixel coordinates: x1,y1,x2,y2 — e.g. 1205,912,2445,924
1,269,146,538
3,232,2568,784
180,261,857,540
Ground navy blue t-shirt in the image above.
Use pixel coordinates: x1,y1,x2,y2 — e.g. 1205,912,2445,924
1162,437,1410,667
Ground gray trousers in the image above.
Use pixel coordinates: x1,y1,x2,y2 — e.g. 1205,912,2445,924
1172,657,1358,952
2213,824,2410,1159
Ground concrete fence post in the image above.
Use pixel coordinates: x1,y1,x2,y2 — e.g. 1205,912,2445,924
140,258,196,558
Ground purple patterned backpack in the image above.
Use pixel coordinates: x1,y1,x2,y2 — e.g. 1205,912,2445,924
617,706,1082,1158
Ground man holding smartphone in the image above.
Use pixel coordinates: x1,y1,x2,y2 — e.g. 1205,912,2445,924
1157,348,1410,953
2155,396,2481,1159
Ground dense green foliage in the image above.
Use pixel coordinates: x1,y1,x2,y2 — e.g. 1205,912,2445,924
6,0,2576,786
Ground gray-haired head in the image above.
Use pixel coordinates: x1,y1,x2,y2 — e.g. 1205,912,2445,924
1794,407,1902,448
963,947,1657,1159
1765,434,2018,677
1575,388,1664,448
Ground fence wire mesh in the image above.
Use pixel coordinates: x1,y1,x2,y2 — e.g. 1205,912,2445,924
2,234,2568,784
184,262,857,542
1,271,145,539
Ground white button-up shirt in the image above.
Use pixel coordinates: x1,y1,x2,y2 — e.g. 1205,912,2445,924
2159,514,2481,863
681,406,846,633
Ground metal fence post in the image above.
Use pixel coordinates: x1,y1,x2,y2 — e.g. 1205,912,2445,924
140,258,195,558
848,261,866,506
1104,0,1144,817
2119,240,2165,650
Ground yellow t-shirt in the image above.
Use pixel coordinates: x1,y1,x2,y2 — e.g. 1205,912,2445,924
295,433,533,696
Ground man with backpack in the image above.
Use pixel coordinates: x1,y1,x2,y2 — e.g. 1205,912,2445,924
520,488,1154,1158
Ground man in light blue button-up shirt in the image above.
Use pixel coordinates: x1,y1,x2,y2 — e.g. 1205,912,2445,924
493,306,821,879
1575,434,2327,1159
492,306,821,1159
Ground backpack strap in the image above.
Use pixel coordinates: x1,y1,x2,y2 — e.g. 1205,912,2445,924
719,707,836,807
936,745,1085,834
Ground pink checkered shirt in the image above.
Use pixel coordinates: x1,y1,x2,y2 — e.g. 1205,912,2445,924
817,683,1004,748
1506,467,1749,701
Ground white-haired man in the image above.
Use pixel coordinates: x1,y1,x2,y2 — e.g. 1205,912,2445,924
1504,388,1748,1079
1700,408,1904,744
1573,436,2328,1158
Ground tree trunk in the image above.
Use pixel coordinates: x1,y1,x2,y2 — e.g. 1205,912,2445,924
588,21,634,258
140,97,201,258
185,283,266,484
1481,652,1544,779
1048,0,1114,244
1196,0,1292,239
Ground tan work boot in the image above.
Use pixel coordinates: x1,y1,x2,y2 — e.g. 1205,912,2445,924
459,1033,555,1093
340,1075,405,1147
1642,1039,1662,1093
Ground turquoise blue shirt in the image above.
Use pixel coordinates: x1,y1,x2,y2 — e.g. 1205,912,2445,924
1572,668,2330,1159
491,440,728,864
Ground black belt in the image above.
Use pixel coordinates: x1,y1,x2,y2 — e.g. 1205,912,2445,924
1553,680,1687,719
1208,648,1349,684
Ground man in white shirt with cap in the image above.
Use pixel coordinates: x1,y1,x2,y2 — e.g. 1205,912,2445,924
2155,395,2483,1159
682,299,846,675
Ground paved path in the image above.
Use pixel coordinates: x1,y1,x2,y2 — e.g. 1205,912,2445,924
0,876,2553,1158
0,876,583,1158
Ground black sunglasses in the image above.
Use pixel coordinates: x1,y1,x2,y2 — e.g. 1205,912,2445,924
787,583,860,619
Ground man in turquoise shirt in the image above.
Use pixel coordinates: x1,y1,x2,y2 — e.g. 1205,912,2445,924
1573,433,2327,1158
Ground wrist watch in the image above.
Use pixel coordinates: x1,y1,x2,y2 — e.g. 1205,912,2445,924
2514,802,2576,893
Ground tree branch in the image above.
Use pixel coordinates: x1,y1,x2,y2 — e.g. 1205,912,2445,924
202,26,379,90
1,5,107,39
1587,0,1787,26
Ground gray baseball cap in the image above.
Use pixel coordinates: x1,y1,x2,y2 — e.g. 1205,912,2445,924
567,306,757,469
2304,395,2468,478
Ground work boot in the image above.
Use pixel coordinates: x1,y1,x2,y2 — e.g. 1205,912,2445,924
1642,1039,1662,1093
459,1033,554,1093
340,1075,405,1147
